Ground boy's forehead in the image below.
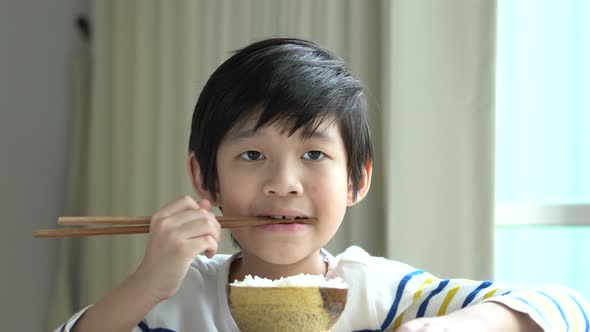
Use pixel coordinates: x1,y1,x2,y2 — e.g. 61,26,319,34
225,113,340,142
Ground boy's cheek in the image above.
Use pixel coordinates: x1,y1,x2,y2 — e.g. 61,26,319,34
219,169,251,189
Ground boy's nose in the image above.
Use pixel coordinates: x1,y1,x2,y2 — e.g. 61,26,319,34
263,163,303,197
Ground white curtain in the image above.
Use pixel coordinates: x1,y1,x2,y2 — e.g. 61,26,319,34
48,0,496,327
382,1,496,280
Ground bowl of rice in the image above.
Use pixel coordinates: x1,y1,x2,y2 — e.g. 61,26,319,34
228,274,348,332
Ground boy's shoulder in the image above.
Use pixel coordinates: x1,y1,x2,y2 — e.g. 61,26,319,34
331,246,416,273
327,246,427,331
328,246,421,287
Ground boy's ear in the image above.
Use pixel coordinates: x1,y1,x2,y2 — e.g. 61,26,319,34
347,160,373,206
187,152,220,206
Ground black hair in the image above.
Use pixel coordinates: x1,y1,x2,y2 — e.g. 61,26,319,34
189,37,372,202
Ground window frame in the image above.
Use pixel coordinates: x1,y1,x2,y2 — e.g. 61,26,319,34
495,204,590,226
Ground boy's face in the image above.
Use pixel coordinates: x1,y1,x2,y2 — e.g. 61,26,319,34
209,116,361,265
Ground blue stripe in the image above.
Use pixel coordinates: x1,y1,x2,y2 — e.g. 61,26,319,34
138,321,149,332
537,291,569,331
378,269,425,331
513,296,551,328
568,293,590,332
462,281,493,308
137,321,176,332
416,279,450,317
60,323,66,332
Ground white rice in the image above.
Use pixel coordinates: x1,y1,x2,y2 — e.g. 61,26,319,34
230,274,348,288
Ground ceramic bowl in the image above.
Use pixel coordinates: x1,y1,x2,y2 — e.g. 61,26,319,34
228,285,348,332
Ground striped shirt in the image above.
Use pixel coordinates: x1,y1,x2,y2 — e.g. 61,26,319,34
56,246,589,331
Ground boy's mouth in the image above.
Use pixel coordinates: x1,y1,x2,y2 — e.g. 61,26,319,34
255,214,313,232
256,211,311,223
266,215,306,223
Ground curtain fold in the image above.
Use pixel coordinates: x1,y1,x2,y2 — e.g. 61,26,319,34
48,0,496,327
382,0,496,280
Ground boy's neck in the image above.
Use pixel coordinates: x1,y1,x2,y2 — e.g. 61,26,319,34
228,250,327,282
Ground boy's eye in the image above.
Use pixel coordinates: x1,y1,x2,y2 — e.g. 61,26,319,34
240,151,265,161
302,150,325,161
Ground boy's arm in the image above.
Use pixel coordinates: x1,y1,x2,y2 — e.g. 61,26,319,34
392,276,589,332
370,257,589,332
56,196,221,332
396,302,541,332
67,272,160,332
331,247,588,331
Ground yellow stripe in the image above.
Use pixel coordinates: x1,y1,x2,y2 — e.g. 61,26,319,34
438,286,461,316
527,292,562,331
555,290,579,332
502,298,527,313
414,278,435,301
391,278,434,330
437,281,478,316
500,296,557,331
392,313,405,330
482,288,498,300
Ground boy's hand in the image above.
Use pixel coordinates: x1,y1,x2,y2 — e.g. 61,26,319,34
396,302,541,332
396,316,459,332
132,195,221,302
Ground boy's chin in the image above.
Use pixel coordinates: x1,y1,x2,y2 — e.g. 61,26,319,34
260,253,306,266
248,246,321,267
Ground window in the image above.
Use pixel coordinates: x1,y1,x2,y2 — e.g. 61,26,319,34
494,0,590,301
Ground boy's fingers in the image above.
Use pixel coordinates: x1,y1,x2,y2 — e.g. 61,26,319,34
397,318,443,332
197,198,211,211
203,249,217,259
202,237,219,258
188,235,218,259
154,210,220,239
177,217,221,242
152,195,200,220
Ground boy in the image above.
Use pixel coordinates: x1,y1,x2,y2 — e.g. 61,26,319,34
58,38,588,331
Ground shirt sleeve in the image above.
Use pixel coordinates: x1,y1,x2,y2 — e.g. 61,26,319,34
53,306,91,332
383,268,590,332
54,305,144,332
483,286,589,332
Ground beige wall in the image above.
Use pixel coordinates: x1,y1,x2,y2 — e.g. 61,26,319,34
0,0,88,330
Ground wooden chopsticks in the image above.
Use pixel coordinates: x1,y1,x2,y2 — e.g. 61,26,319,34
33,216,317,238
33,225,151,238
